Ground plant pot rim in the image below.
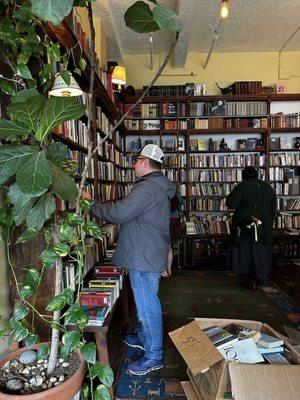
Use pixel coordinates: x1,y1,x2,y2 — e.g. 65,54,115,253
0,343,86,399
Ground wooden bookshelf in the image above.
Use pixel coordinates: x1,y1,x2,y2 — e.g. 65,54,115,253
122,94,300,264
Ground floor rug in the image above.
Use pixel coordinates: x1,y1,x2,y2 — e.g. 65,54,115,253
114,272,296,399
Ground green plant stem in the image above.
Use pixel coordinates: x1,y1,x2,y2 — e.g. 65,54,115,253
87,362,94,400
47,227,64,375
6,241,52,324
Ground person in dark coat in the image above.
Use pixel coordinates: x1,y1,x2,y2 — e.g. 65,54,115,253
84,144,176,375
226,166,276,290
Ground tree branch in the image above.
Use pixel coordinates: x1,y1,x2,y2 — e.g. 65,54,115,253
76,31,180,201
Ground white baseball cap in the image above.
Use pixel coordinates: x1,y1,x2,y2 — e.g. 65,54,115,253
140,144,164,164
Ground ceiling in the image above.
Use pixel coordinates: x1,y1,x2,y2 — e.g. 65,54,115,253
93,0,300,68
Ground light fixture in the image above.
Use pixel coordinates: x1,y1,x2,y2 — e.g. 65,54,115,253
112,66,126,91
220,0,229,18
49,72,83,97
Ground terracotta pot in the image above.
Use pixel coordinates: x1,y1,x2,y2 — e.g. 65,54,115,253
0,345,86,400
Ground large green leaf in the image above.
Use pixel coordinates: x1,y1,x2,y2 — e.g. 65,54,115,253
24,268,40,291
26,193,55,230
0,119,31,140
46,288,73,312
64,304,88,329
30,0,74,25
153,4,183,32
60,331,81,359
80,342,96,364
16,151,52,196
0,145,38,185
40,249,59,270
25,333,39,349
16,227,39,244
8,95,46,131
46,141,69,165
89,364,114,387
124,1,160,33
94,385,110,400
12,88,40,103
8,184,36,226
50,163,77,201
35,97,86,142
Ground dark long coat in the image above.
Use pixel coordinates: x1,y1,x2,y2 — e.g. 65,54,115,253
226,178,276,245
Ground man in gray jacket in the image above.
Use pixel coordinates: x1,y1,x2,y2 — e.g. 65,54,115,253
88,144,176,375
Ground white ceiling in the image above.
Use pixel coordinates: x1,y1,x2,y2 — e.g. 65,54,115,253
93,0,300,67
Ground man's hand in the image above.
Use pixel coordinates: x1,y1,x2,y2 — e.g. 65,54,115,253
82,190,91,200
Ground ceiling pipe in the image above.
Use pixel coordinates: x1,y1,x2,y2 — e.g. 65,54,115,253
203,18,223,69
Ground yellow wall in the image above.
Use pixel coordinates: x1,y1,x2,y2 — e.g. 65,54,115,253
123,51,300,94
76,8,107,69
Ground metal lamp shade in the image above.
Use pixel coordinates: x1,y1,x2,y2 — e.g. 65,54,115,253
112,66,126,86
49,73,83,97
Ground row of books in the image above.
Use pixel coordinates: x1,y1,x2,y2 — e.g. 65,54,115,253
269,153,300,166
269,167,299,182
270,136,299,150
186,216,231,235
189,199,226,211
271,179,300,196
188,100,268,117
96,106,114,135
188,183,236,197
189,154,265,168
98,184,115,202
96,135,115,160
270,114,300,128
275,214,300,229
276,198,300,211
223,117,268,128
116,184,132,198
79,265,123,326
54,119,90,148
164,154,186,167
70,151,94,178
98,161,114,181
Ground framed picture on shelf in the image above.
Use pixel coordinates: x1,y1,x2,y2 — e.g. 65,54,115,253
143,120,160,130
178,137,185,151
195,83,206,96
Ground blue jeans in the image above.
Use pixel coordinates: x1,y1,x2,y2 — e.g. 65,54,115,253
128,269,163,360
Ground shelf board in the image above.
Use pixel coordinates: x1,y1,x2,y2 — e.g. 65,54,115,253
52,132,88,153
124,94,300,103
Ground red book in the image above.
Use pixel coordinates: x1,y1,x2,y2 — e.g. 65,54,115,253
79,292,110,307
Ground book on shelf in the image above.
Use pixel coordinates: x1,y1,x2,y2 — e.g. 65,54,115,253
270,137,280,150
237,139,247,150
211,100,226,116
79,292,111,308
246,138,257,150
256,333,284,349
82,306,110,327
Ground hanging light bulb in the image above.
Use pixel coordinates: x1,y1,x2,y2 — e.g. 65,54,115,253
220,0,230,18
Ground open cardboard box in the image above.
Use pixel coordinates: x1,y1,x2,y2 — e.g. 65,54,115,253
170,318,300,400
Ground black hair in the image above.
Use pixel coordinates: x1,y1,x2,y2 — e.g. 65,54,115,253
242,166,258,180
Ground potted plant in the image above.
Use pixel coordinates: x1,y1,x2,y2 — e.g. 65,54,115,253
0,0,182,399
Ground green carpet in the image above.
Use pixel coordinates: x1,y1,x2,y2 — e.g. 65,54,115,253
159,272,294,380
115,272,294,398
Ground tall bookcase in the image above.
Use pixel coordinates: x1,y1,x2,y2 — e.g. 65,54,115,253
8,17,128,340
122,94,300,267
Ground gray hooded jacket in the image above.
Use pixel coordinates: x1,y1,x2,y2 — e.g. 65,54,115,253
90,171,176,272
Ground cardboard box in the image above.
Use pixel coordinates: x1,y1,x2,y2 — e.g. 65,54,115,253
170,318,300,400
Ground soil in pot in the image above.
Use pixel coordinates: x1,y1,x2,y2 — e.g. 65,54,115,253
0,350,80,395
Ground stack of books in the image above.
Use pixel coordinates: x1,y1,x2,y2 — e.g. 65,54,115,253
79,265,122,326
203,324,291,365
